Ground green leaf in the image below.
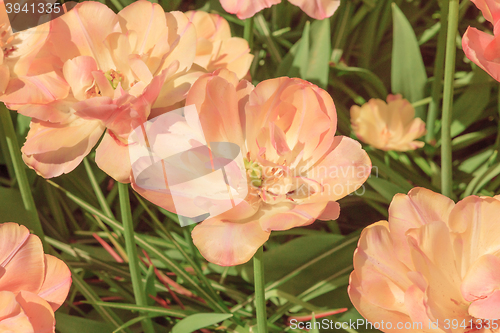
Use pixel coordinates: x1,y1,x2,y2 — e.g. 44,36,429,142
289,21,310,79
171,313,233,333
55,313,114,333
367,177,407,202
144,264,157,306
306,19,331,88
450,67,492,137
0,187,38,231
391,3,428,118
310,313,320,333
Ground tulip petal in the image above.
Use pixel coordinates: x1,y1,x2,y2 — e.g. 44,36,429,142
62,56,99,101
470,0,500,24
388,188,454,267
47,1,119,69
288,0,340,20
95,131,132,183
192,217,270,266
449,196,500,276
463,27,500,82
306,136,371,202
22,119,105,178
0,231,44,295
2,73,70,109
468,289,500,319
259,202,327,231
38,255,71,312
220,0,281,19
16,291,55,333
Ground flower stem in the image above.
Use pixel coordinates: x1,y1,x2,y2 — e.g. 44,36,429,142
118,182,155,333
425,0,449,144
244,17,255,50
253,246,268,333
0,103,45,245
441,0,459,198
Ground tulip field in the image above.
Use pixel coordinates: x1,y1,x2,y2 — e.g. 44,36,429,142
2,0,500,332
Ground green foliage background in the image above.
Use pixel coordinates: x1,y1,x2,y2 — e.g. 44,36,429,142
0,0,497,332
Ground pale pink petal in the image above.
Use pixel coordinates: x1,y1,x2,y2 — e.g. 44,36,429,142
259,202,327,231
220,0,281,19
463,27,500,82
317,201,340,221
47,1,119,69
95,131,132,183
0,232,44,295
117,1,168,56
470,0,500,24
449,196,500,276
306,136,371,202
0,291,19,321
1,73,70,109
192,217,270,266
186,69,249,148
406,222,468,324
16,291,55,333
22,119,105,178
0,291,33,333
17,100,75,124
468,290,500,319
288,0,340,20
0,223,30,266
387,188,454,267
161,12,197,73
62,56,98,101
0,64,9,94
38,255,71,312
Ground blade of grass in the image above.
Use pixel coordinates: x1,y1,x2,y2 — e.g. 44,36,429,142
426,0,449,144
254,246,268,333
48,180,230,315
84,158,115,219
0,103,45,246
70,267,130,332
441,0,459,198
118,183,155,333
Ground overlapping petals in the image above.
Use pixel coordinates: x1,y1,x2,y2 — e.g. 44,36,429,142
463,0,500,81
350,94,426,151
133,69,371,266
349,188,500,332
186,10,253,79
0,223,71,333
2,0,200,182
219,0,340,20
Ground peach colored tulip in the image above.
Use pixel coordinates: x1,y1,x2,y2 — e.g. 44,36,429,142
0,222,71,333
350,95,426,151
219,0,340,20
133,69,371,266
186,11,253,79
1,0,198,183
0,1,51,95
349,188,500,332
463,0,500,82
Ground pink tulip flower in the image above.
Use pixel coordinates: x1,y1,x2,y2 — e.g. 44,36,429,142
2,0,199,182
219,0,340,20
132,69,371,266
0,1,52,95
186,11,253,79
0,223,71,333
350,95,426,151
349,187,500,331
463,0,500,82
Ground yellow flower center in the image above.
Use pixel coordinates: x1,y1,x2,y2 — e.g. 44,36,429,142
105,69,124,89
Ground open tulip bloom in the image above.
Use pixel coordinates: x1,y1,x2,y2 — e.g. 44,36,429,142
0,223,71,333
132,69,372,266
3,0,500,332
